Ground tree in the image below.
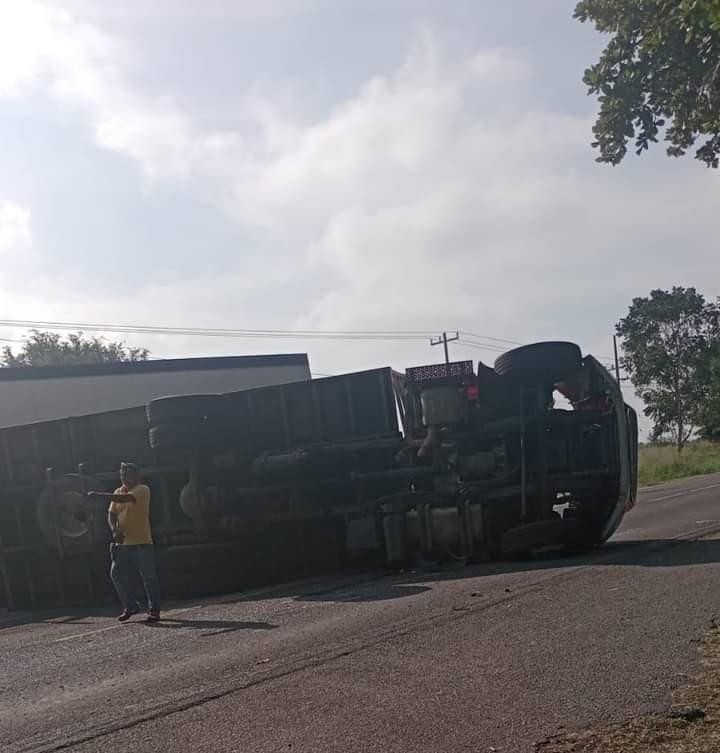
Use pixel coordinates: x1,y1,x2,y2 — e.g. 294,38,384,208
574,1,720,166
616,287,719,451
698,347,720,440
1,330,149,368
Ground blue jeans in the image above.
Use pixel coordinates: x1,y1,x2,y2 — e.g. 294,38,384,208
110,544,161,612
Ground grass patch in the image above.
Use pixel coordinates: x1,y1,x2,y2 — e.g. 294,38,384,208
536,624,720,752
639,441,720,487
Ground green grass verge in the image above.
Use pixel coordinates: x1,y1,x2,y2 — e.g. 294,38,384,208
639,441,720,487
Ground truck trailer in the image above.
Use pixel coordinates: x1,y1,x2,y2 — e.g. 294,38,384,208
0,341,638,611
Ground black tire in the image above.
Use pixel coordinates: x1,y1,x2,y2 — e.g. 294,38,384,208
35,474,109,551
146,394,225,425
500,518,581,556
149,421,234,454
494,342,582,384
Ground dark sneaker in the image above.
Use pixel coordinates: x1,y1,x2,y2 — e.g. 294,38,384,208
146,610,161,623
118,609,137,622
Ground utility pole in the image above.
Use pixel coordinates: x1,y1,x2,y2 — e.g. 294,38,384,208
430,331,459,364
613,335,622,387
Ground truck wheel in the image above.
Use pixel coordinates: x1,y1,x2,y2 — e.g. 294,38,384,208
146,394,225,425
35,474,109,551
149,421,233,453
500,518,581,556
494,342,582,384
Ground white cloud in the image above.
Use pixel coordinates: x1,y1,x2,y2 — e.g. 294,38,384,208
0,4,542,210
44,0,330,22
0,0,193,176
0,1,111,97
211,48,588,337
228,45,539,228
0,201,32,253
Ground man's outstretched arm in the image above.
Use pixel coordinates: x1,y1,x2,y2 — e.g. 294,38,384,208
90,491,137,504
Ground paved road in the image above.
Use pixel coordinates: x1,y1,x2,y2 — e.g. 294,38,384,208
3,474,720,753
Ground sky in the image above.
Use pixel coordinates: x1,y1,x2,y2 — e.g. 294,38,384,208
0,0,718,431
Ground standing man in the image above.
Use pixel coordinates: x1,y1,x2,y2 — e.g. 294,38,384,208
89,462,161,622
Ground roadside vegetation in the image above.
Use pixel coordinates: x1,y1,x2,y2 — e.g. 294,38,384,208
616,287,720,454
640,441,720,487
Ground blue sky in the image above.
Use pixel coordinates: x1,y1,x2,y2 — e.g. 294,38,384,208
0,0,717,430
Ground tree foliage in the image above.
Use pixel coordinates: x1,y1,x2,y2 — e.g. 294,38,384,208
617,287,720,451
698,347,720,440
575,0,720,166
1,330,149,368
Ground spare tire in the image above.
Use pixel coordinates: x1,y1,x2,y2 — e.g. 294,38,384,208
146,394,225,425
494,342,582,384
149,420,234,454
500,518,581,556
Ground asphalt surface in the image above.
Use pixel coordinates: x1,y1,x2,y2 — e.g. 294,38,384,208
3,474,720,753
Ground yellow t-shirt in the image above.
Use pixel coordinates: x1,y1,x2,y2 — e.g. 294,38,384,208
109,483,153,546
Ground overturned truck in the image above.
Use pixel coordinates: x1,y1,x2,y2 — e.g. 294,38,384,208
0,342,638,610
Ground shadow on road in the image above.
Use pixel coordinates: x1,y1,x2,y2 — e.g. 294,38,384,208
296,584,431,603
0,605,117,631
608,537,720,568
5,536,720,627
146,617,278,636
290,536,720,603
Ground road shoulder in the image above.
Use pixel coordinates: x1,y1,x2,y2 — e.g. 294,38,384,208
537,624,720,752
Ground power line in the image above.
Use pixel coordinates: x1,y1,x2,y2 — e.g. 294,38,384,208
0,318,523,342
0,319,619,366
0,319,525,362
460,331,616,362
459,331,523,346
455,339,507,351
455,339,508,354
0,319,442,342
0,319,526,351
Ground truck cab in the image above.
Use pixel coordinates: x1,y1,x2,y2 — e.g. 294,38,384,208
391,342,639,560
